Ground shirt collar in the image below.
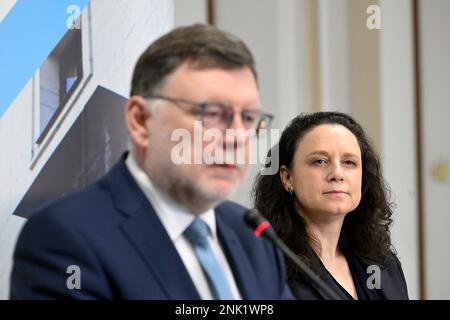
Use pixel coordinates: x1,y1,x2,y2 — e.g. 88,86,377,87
125,153,217,241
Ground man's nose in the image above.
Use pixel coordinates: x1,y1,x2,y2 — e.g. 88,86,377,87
227,112,246,130
223,113,250,148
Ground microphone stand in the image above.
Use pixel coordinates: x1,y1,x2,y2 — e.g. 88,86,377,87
244,209,341,300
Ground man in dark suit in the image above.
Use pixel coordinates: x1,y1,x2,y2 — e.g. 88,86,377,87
10,24,293,300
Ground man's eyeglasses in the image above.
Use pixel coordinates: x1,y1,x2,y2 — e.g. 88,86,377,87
144,95,274,136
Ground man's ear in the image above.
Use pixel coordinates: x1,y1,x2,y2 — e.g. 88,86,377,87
279,165,292,192
126,95,151,149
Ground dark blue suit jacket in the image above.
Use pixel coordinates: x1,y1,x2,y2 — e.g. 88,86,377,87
10,156,293,299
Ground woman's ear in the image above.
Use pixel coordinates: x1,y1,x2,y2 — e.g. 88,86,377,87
279,165,293,192
125,95,152,149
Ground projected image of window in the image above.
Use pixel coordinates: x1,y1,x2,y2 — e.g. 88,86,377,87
38,27,83,140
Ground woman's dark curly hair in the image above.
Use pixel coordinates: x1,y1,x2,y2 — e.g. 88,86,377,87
252,112,397,279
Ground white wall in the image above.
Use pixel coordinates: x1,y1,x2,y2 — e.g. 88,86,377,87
318,0,351,113
419,0,450,299
174,0,207,27
214,0,310,207
379,0,419,299
0,0,173,299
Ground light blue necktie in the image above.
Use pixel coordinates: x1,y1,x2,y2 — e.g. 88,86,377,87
184,218,234,300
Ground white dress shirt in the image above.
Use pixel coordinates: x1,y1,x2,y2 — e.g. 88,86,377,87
125,153,242,300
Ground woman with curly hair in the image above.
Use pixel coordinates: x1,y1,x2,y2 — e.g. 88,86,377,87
253,112,408,300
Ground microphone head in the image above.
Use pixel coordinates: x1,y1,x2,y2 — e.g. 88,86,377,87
243,209,277,239
243,209,266,229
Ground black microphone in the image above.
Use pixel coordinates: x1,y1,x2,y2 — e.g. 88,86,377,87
244,209,341,300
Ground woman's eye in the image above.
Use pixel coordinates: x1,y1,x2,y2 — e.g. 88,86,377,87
344,160,357,166
312,159,327,165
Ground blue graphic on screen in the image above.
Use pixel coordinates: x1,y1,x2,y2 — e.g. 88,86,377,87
0,0,90,119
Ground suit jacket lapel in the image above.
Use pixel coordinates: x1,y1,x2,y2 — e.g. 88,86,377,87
106,156,200,299
215,207,262,299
